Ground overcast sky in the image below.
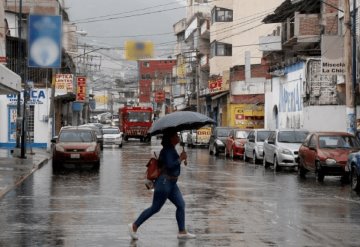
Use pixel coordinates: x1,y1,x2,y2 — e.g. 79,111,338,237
65,0,186,57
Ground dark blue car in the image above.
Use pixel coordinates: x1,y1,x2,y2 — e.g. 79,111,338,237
347,151,360,191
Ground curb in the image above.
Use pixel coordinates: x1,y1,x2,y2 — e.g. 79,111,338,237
0,157,49,199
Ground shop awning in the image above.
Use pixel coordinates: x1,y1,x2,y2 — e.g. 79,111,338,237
0,64,21,94
211,91,228,101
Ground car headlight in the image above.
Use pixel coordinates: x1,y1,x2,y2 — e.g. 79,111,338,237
215,140,224,146
280,149,292,155
86,145,96,152
325,159,337,165
56,145,64,152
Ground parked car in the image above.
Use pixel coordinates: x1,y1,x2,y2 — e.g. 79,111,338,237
51,126,101,171
347,151,360,191
263,129,309,171
244,129,275,164
187,126,212,148
225,129,250,159
298,132,360,182
80,124,104,150
209,127,234,156
102,127,123,148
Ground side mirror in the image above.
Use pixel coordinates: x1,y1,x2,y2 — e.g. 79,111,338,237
268,139,275,145
51,136,58,143
249,138,255,142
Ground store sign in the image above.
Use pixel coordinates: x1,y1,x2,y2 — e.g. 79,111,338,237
55,74,73,96
321,35,345,75
76,76,86,102
28,15,62,68
6,89,47,105
208,78,223,93
154,90,165,103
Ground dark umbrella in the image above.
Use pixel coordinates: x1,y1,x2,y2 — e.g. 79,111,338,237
149,111,215,136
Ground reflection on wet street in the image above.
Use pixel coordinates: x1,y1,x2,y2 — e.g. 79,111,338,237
0,138,359,246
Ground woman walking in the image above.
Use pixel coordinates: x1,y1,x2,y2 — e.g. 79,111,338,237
128,130,196,240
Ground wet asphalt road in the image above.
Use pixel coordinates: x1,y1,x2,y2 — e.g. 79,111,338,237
0,139,360,247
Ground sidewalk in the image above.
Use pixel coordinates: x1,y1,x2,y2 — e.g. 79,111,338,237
0,148,50,198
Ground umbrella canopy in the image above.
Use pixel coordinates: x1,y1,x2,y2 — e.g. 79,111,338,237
149,111,215,136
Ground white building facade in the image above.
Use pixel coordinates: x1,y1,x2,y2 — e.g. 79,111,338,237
0,88,51,148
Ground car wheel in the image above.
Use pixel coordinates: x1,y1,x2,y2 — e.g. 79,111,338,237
209,145,213,155
316,161,324,182
253,151,259,164
214,145,219,156
93,160,100,170
52,160,63,173
274,156,281,172
244,152,249,162
263,154,270,168
351,168,360,191
119,143,122,148
298,158,307,178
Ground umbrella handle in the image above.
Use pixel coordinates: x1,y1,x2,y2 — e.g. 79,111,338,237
182,146,188,166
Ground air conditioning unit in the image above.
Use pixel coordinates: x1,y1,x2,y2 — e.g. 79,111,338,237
41,115,49,121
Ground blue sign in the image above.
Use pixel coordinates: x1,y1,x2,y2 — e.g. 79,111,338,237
28,15,62,68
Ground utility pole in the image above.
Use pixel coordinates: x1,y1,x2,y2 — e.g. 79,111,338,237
352,0,357,125
195,49,200,113
15,0,23,153
345,0,356,134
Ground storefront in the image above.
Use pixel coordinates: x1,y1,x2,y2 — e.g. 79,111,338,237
0,88,50,148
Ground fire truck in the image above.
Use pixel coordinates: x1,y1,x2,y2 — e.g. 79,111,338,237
119,106,153,142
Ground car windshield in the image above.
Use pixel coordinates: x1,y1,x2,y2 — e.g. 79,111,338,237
235,131,249,139
127,112,152,122
319,135,360,149
217,129,231,137
59,131,94,142
103,128,120,134
257,131,273,142
278,131,308,143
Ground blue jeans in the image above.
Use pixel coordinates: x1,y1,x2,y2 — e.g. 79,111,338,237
134,175,186,231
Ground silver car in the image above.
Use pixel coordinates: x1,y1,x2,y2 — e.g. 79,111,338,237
263,129,309,171
244,129,274,164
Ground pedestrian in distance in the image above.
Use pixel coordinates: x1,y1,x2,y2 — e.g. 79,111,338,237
128,130,196,240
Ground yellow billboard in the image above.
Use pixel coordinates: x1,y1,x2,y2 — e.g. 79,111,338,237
125,41,154,61
176,56,186,84
229,104,264,129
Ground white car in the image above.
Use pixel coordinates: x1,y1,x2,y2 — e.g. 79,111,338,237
263,129,309,171
244,129,274,164
102,127,123,148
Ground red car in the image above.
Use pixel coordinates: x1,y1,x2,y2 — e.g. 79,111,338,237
52,126,101,171
298,132,360,182
225,129,250,159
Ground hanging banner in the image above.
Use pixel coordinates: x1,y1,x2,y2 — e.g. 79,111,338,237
76,76,86,102
28,15,62,68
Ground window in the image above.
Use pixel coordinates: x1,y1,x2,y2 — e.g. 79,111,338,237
210,41,232,57
211,7,233,23
143,62,150,68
